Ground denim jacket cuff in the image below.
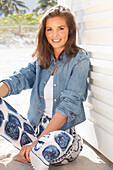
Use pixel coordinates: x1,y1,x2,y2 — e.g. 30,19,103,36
55,108,68,118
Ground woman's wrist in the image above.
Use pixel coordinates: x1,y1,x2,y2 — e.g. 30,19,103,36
0,82,9,97
32,139,39,147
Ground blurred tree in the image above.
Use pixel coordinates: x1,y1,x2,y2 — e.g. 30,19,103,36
34,0,57,13
8,13,41,35
0,0,29,17
0,13,42,36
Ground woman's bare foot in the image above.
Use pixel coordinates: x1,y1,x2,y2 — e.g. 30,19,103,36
12,154,30,165
0,157,12,163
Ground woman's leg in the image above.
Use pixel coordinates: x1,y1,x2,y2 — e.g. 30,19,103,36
30,130,73,170
0,98,83,169
29,125,83,170
51,127,83,165
0,98,36,150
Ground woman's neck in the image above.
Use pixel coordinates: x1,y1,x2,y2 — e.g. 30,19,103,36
54,48,64,61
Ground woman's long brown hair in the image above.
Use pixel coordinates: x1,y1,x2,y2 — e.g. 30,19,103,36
32,5,81,69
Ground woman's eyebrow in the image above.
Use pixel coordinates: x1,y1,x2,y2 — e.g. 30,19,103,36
59,25,66,27
46,25,66,28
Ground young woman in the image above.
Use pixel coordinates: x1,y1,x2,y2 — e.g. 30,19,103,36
0,5,90,170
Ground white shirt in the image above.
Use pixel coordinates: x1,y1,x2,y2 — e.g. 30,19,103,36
43,76,53,117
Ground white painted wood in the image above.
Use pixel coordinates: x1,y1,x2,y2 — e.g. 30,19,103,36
81,19,113,30
89,71,113,91
78,45,113,54
76,0,113,162
79,29,113,45
90,58,113,69
93,93,113,107
86,110,113,135
71,0,113,11
76,120,113,163
88,52,113,61
91,79,113,92
89,84,113,99
92,66,113,76
86,98,113,121
90,71,113,83
77,2,113,15
76,10,113,23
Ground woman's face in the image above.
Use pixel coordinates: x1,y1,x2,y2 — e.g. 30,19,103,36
45,16,69,55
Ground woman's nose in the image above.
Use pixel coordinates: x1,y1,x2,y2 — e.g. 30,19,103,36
53,30,58,36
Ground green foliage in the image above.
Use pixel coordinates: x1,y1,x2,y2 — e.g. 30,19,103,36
0,13,43,26
34,0,57,13
0,0,29,16
0,13,42,36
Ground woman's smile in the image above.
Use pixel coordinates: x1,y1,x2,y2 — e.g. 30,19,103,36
52,39,61,42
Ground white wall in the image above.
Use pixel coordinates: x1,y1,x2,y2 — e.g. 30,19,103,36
58,0,113,162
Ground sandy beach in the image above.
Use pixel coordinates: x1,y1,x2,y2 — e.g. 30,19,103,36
0,46,34,116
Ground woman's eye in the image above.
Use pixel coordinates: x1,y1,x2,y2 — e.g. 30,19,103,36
47,28,52,31
59,27,64,30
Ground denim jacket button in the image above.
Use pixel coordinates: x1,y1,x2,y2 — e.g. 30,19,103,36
54,99,57,102
40,96,44,98
43,81,46,84
54,84,56,86
49,69,53,72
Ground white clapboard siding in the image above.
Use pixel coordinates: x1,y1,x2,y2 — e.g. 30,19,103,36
90,71,113,91
79,29,113,46
58,0,113,162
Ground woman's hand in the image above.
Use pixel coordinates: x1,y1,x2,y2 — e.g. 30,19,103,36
18,112,67,163
19,140,38,162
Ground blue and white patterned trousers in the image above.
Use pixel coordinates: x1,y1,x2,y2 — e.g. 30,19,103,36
0,98,83,170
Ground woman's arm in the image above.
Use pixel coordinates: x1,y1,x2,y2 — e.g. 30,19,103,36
35,112,67,143
19,112,67,162
0,82,9,98
56,57,90,122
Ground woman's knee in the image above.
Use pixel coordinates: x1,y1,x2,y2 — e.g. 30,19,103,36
32,130,73,163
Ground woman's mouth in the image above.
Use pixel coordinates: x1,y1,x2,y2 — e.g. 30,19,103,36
52,39,61,43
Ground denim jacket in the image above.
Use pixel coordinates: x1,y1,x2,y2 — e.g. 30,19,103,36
1,50,90,130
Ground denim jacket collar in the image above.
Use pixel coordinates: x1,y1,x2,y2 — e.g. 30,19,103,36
50,51,69,68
